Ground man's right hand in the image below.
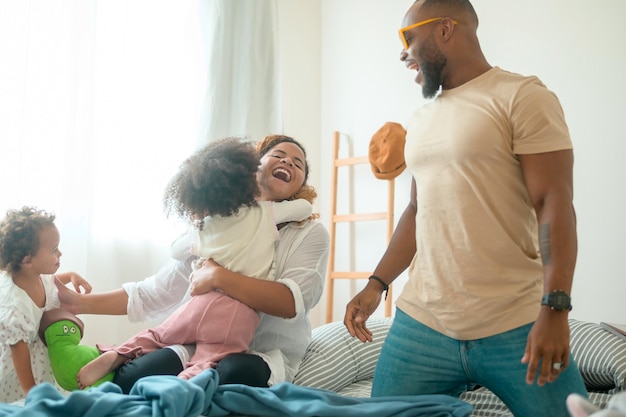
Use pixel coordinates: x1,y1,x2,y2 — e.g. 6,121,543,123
343,284,383,343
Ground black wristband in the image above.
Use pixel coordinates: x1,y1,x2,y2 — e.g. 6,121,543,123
368,275,389,300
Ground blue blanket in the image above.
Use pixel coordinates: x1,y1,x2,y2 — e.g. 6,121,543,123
0,370,473,417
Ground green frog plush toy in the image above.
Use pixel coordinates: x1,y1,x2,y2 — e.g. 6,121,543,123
39,308,115,391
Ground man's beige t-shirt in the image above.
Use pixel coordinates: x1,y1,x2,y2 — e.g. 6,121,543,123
397,67,572,340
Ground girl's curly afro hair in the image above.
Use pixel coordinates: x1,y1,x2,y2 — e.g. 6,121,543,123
164,137,260,220
0,206,56,274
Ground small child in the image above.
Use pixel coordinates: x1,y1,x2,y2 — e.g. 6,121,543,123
0,206,91,402
77,137,313,388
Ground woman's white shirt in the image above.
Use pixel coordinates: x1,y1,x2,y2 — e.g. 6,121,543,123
122,220,329,384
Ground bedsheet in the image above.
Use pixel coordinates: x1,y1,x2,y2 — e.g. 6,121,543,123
0,369,473,417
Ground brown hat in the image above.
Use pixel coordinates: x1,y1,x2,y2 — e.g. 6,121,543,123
39,308,85,346
369,122,406,180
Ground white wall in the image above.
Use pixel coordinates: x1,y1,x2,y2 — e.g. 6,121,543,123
276,0,321,207
315,0,626,325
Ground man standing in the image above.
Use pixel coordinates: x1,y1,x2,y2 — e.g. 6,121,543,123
344,1,588,415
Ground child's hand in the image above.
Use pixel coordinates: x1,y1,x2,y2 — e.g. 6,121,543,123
56,272,93,294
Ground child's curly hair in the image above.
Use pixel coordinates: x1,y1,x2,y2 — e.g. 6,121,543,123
164,137,260,221
255,134,318,205
0,206,56,274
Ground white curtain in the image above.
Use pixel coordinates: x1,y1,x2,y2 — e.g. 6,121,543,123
197,0,280,145
0,0,279,344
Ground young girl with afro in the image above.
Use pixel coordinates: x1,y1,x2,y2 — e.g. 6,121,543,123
76,137,313,388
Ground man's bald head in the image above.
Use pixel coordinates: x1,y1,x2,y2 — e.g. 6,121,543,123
411,0,478,29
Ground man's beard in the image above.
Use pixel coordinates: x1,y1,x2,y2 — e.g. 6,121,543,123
419,35,447,99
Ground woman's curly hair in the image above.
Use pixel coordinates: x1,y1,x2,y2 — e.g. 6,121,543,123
255,134,318,204
0,206,56,274
164,137,260,221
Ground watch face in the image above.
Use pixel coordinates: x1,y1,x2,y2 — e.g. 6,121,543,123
552,292,569,307
543,290,571,310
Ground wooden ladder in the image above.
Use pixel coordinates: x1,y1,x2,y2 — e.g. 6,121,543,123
325,131,395,323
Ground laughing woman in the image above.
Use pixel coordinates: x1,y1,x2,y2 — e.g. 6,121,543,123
58,134,329,393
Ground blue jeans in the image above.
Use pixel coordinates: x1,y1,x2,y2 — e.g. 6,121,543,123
372,308,588,417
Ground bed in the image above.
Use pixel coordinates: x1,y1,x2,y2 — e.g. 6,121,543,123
293,317,626,417
2,318,623,416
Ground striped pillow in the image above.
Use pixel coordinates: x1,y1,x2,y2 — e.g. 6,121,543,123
569,319,626,392
293,317,393,392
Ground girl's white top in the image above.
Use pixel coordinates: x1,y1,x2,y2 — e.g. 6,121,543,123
0,272,61,403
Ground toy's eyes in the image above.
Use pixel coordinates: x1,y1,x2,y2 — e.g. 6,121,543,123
70,327,77,334
63,325,69,334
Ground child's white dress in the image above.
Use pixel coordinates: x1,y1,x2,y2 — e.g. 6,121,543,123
0,271,60,403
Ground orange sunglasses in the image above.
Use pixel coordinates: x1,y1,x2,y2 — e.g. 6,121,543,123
398,17,458,50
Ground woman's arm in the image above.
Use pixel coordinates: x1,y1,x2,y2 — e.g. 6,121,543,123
56,258,194,321
56,281,129,315
11,341,35,394
190,222,329,319
191,261,296,317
